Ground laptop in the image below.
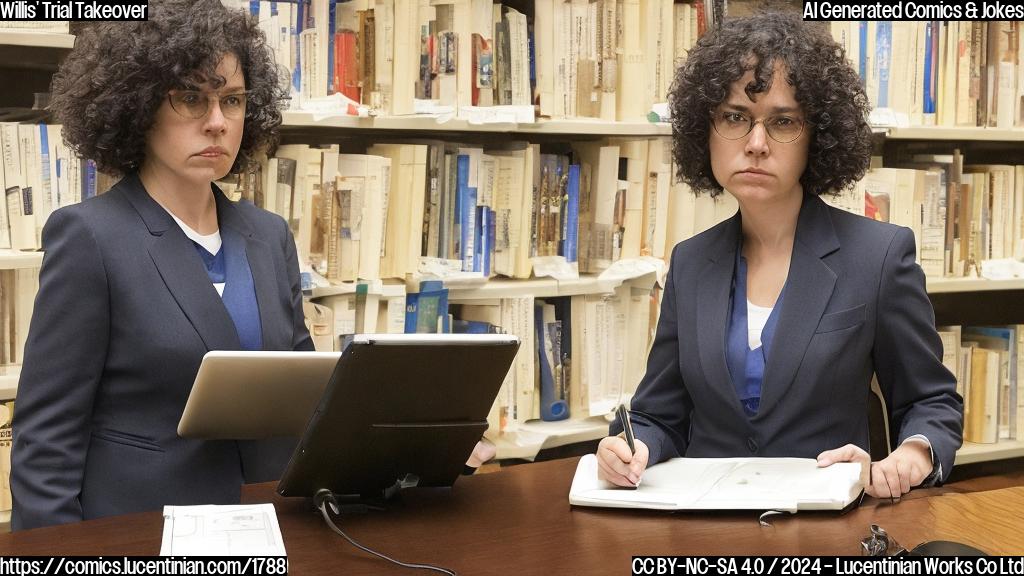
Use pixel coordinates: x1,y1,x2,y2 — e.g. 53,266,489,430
276,333,520,500
178,350,342,439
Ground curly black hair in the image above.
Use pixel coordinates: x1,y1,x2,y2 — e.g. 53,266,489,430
50,0,288,176
669,12,872,197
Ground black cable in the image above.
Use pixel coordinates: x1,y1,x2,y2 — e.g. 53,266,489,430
315,491,457,576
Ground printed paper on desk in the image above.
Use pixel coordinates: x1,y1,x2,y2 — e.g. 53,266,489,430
160,504,287,556
569,454,863,513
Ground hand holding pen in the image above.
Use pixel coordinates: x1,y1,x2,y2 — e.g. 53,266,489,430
596,404,649,488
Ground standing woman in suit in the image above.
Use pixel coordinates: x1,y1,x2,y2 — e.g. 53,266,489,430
11,0,313,530
598,12,962,499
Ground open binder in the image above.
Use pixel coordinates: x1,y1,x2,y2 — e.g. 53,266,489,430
569,454,864,513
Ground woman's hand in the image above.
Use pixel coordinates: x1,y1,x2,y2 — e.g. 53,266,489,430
597,436,649,487
816,442,933,500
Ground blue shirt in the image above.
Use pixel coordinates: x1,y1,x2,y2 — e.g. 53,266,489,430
191,226,263,351
726,249,786,418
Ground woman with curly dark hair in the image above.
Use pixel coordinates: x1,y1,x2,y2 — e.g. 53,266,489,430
11,0,312,530
598,12,962,502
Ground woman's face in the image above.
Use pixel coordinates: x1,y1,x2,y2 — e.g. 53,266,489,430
709,65,810,206
143,52,246,186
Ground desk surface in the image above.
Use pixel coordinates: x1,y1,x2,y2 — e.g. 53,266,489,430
1,457,1022,574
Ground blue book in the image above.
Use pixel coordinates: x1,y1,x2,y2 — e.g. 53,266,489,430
875,22,891,108
923,22,937,116
249,0,259,16
535,303,568,421
38,124,51,211
452,319,497,334
563,164,579,262
327,0,337,95
528,25,536,96
83,160,97,200
291,0,305,94
456,154,477,272
475,205,487,274
414,280,450,333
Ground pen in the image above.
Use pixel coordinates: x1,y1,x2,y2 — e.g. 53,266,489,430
616,403,636,455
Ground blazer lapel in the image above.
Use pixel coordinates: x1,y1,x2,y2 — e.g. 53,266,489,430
695,213,745,411
755,194,840,418
122,174,241,351
214,190,282,350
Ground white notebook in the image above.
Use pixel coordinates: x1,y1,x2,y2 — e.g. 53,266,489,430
569,454,864,513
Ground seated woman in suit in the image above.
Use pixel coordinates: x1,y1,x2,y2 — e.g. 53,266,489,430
11,0,313,530
597,12,962,500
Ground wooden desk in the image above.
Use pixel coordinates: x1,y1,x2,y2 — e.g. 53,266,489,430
1,457,1022,574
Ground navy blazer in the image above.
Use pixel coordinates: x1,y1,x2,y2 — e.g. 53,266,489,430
11,173,314,530
625,194,963,479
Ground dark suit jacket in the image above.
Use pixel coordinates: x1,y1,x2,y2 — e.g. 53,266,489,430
625,193,963,480
11,173,314,530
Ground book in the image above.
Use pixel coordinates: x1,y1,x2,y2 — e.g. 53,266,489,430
0,399,12,512
569,453,864,513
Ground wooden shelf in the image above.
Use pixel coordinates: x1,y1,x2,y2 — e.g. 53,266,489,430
448,276,614,300
488,416,609,461
9,38,1024,470
515,119,671,136
0,30,73,49
886,126,1024,141
955,440,1024,465
927,277,1024,294
282,111,671,137
0,250,42,270
309,272,658,301
0,370,19,400
308,281,406,300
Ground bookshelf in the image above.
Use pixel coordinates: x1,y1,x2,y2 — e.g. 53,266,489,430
0,30,73,49
488,416,610,461
0,371,18,402
0,249,39,403
955,440,1024,465
308,273,660,303
928,277,1024,294
309,280,407,300
0,251,42,270
282,111,672,137
886,126,1024,142
444,272,658,301
7,21,1024,471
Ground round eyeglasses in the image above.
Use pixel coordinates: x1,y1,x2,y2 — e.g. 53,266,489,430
167,90,249,120
711,110,807,143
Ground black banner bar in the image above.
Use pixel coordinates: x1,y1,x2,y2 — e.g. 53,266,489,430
0,1,149,21
631,556,1024,576
801,1,1024,21
0,556,288,576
